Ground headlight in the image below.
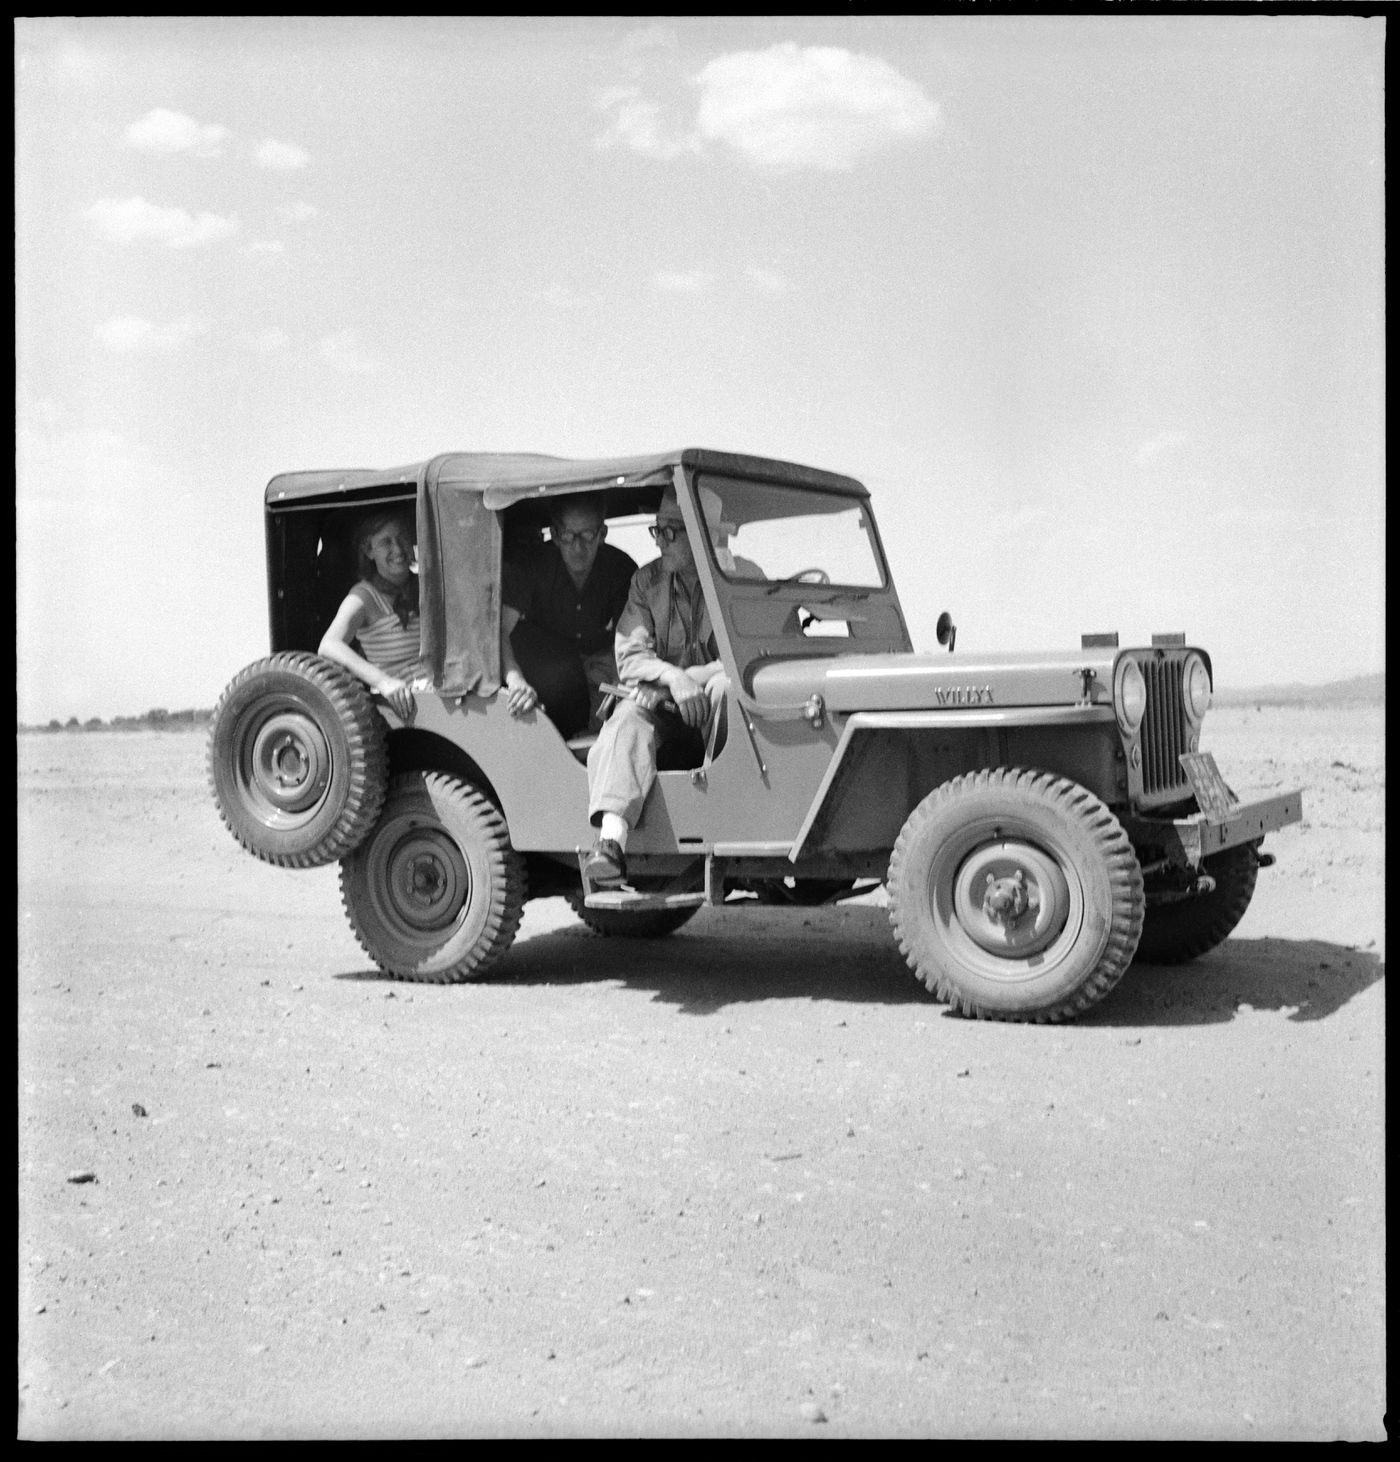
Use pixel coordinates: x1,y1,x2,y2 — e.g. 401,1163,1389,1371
1114,657,1147,735
1183,652,1212,722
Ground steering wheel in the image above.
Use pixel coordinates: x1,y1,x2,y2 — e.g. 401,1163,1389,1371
766,567,831,595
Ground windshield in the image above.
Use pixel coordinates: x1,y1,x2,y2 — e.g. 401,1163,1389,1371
695,474,886,589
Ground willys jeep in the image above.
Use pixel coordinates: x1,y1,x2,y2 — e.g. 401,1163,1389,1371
208,449,1302,1022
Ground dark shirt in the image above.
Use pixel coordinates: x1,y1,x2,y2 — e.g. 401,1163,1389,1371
502,541,637,655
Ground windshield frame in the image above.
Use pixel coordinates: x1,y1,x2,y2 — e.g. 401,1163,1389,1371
691,471,893,594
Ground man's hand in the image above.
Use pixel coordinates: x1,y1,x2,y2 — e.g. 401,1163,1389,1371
665,668,709,728
503,670,540,718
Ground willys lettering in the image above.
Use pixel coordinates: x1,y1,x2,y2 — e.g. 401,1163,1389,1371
934,684,994,706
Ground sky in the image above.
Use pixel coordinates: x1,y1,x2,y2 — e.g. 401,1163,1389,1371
15,15,1385,724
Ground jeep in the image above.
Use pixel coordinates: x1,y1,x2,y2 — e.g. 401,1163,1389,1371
208,449,1303,1021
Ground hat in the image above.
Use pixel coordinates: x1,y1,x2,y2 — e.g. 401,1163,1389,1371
658,484,734,536
698,484,736,536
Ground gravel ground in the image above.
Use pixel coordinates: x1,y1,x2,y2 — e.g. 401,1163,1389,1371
17,706,1385,1438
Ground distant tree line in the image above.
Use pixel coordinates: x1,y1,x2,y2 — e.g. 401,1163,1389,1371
21,708,214,733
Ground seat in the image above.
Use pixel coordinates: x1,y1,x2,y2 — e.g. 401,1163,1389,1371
565,733,598,764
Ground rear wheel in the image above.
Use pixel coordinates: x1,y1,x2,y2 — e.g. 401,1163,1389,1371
1135,845,1259,965
888,768,1144,1022
340,772,525,982
207,653,387,868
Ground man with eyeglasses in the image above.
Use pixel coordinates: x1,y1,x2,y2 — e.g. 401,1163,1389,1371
502,494,637,738
583,485,730,889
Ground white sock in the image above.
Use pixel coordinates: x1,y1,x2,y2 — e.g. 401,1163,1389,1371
600,814,629,850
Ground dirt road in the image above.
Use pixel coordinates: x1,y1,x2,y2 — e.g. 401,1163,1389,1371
17,707,1385,1438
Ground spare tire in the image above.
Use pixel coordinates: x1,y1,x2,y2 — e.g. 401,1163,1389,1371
208,652,389,869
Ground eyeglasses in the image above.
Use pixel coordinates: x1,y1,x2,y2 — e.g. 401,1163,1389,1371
552,527,602,549
649,523,685,545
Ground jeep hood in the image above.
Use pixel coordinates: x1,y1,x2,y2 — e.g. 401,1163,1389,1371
749,649,1121,714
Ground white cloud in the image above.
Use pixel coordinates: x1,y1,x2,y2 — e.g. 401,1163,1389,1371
123,107,229,158
1136,431,1191,466
255,138,310,171
618,23,678,60
86,195,239,248
594,87,699,162
279,200,319,223
318,329,381,375
652,270,708,294
695,44,939,171
595,44,938,172
745,264,792,294
93,314,208,353
239,327,289,355
246,239,286,255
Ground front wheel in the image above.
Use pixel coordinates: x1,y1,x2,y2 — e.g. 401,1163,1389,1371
887,768,1144,1022
340,772,525,982
1134,845,1259,965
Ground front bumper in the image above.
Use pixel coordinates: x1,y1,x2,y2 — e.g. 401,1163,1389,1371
1126,786,1303,868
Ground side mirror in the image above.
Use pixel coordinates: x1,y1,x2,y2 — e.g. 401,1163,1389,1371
936,611,957,655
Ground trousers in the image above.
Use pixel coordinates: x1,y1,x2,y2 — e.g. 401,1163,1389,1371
587,676,728,828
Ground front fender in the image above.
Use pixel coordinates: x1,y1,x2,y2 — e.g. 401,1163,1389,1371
789,705,1118,861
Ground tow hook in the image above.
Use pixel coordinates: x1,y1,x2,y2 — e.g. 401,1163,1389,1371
1253,850,1276,868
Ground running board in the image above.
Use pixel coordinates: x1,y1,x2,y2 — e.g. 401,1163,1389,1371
576,847,711,912
582,889,708,913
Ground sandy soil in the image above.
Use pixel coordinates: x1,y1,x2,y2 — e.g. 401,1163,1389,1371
17,706,1385,1439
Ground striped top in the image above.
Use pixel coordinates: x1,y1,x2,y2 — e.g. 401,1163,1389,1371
352,581,427,682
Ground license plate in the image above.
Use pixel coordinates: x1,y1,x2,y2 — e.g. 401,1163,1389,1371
1179,751,1238,819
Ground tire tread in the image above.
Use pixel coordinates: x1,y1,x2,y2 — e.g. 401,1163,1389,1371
888,767,1144,1023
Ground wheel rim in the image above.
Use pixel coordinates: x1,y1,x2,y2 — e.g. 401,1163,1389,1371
370,817,472,940
926,819,1087,984
952,840,1071,959
239,706,333,824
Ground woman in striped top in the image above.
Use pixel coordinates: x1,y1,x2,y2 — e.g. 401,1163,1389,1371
319,508,539,719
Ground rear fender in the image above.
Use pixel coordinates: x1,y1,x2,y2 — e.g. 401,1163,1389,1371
383,692,595,852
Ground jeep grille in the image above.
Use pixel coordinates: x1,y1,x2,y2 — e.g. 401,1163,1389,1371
1137,653,1191,798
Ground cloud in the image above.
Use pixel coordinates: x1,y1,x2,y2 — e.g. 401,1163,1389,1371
652,270,708,294
618,23,678,60
246,239,286,255
255,138,310,171
279,200,319,223
318,329,381,375
1136,431,1191,466
697,44,938,171
239,327,289,354
594,87,700,162
86,195,239,248
93,314,208,353
745,264,792,294
595,44,937,172
122,107,229,158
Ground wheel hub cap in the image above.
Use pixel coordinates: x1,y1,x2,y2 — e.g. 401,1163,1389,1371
250,713,332,813
386,830,470,933
953,840,1071,958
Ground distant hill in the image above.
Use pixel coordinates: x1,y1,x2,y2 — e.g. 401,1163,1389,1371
1213,672,1384,708
18,708,213,733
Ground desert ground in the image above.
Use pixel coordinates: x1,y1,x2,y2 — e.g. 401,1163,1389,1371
17,704,1385,1439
